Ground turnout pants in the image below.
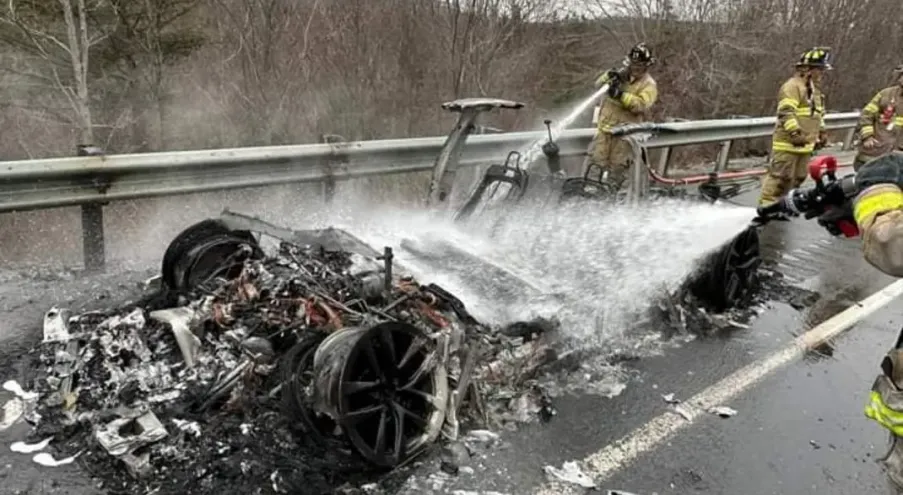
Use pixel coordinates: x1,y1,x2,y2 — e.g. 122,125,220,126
587,132,634,188
757,151,811,206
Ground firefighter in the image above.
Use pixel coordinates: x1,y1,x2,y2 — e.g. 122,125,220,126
586,42,658,190
837,152,903,493
785,151,903,493
758,47,833,208
853,65,903,171
756,153,903,491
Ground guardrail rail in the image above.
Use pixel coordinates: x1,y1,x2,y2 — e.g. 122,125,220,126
0,104,861,270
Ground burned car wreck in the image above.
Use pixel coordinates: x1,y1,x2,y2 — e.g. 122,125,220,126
19,210,563,494
10,98,778,494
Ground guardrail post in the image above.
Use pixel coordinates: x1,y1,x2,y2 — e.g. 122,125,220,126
715,140,732,171
626,136,648,204
842,127,856,151
77,144,105,272
656,146,672,175
320,134,347,204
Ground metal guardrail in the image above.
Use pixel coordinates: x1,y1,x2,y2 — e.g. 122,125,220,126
0,110,861,269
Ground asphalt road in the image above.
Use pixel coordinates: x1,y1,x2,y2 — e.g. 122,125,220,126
602,301,902,495
3,149,900,495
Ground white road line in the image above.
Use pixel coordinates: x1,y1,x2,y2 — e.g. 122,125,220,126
534,278,903,495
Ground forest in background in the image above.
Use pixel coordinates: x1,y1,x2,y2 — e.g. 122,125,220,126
0,0,898,160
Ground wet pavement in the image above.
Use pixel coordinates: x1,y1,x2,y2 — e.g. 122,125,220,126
601,301,902,495
2,151,899,494
391,160,903,494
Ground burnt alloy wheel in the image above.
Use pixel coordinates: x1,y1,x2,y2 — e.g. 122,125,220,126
311,322,448,468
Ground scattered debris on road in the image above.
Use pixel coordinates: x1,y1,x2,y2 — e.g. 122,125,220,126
673,404,694,421
708,406,738,418
42,307,72,343
0,396,26,430
33,451,80,467
655,256,820,338
543,460,596,488
3,380,39,401
10,437,51,453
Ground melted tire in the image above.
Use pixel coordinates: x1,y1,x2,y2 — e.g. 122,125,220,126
161,219,262,292
281,332,334,441
689,226,761,311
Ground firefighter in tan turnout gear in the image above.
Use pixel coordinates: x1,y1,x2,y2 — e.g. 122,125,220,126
758,47,832,207
854,65,903,171
840,153,903,493
587,42,658,189
758,151,903,492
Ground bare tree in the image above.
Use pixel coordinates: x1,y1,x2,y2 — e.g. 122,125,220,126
0,0,111,145
105,0,203,149
196,0,312,146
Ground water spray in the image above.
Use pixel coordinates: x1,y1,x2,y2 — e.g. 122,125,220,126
514,55,638,173
517,84,610,170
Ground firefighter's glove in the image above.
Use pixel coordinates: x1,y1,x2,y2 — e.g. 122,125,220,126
789,130,808,147
541,140,560,158
816,201,854,236
596,69,621,87
753,199,795,225
815,178,849,211
856,153,903,189
607,81,623,99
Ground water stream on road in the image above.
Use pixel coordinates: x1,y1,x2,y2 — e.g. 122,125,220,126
308,196,756,350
